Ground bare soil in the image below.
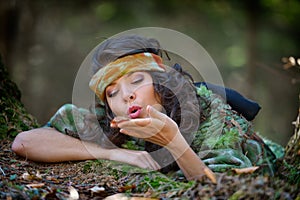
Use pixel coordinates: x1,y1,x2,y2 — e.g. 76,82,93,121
0,139,299,200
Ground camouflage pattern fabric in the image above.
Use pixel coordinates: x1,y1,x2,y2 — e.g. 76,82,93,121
192,85,284,174
47,86,284,173
47,104,104,144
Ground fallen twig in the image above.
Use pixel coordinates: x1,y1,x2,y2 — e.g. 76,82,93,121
0,166,5,176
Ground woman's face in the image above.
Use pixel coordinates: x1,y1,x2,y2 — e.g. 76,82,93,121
105,72,162,119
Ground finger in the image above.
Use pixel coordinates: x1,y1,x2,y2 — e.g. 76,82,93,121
137,151,161,170
120,128,151,139
119,128,139,138
119,118,164,137
118,118,152,127
153,161,161,170
204,167,217,184
147,105,166,121
147,157,161,170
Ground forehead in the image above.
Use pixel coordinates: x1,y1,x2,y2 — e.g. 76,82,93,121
108,71,151,86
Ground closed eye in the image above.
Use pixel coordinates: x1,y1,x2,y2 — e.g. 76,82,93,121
131,74,144,84
107,89,118,98
132,78,143,84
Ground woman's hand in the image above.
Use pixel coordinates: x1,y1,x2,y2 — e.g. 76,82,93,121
109,148,161,170
112,105,179,147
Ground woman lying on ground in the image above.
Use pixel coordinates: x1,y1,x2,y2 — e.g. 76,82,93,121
12,34,283,183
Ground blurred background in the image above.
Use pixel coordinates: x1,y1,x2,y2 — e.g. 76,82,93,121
0,0,299,146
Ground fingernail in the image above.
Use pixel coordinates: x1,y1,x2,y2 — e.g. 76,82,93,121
146,105,152,112
110,122,116,128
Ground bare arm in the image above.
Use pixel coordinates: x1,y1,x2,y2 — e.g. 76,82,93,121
165,132,216,182
11,128,160,170
12,128,107,162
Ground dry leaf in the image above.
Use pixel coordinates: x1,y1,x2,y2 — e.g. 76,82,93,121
232,166,259,174
0,166,5,176
22,172,33,180
26,183,45,188
104,194,129,200
89,185,105,193
22,171,42,181
35,170,42,179
118,184,136,192
46,175,60,183
130,197,159,200
67,186,79,200
104,193,158,200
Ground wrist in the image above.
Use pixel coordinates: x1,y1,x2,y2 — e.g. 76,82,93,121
107,148,132,161
165,131,191,160
106,148,120,160
81,140,111,160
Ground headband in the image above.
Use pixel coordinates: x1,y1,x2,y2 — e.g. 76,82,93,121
89,52,166,105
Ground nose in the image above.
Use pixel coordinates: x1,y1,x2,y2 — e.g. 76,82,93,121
124,92,136,103
128,93,135,101
122,88,136,102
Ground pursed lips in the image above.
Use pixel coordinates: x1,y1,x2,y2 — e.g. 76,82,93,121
128,105,142,119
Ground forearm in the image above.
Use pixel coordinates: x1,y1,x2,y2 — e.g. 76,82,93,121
11,128,110,162
175,147,208,179
166,132,216,182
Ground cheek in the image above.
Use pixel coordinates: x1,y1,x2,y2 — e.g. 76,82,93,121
107,98,123,116
141,85,160,104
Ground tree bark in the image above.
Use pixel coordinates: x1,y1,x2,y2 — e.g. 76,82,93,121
285,97,300,162
279,94,300,184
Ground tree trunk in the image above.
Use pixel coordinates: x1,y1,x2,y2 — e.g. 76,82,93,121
0,54,39,139
285,98,300,162
279,94,300,184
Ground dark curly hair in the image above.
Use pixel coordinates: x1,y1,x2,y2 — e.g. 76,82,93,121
91,34,201,172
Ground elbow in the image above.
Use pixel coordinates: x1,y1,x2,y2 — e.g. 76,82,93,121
11,131,31,157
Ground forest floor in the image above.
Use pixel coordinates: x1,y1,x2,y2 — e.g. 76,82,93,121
0,138,299,200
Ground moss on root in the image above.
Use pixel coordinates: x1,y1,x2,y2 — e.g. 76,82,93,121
0,55,39,139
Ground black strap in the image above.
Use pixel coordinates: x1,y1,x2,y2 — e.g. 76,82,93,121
194,82,261,121
117,48,159,59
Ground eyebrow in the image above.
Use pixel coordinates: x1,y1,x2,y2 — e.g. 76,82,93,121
107,82,116,87
107,72,136,88
125,72,135,77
